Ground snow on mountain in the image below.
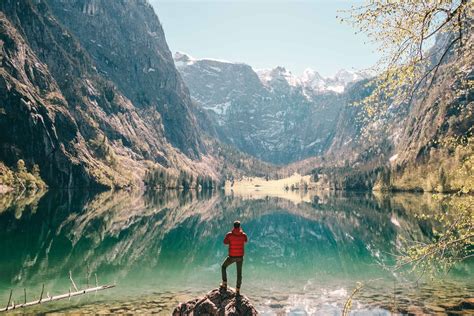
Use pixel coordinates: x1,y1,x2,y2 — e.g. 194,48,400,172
300,68,325,90
256,66,301,88
174,52,370,95
334,69,360,86
174,51,355,164
256,66,369,94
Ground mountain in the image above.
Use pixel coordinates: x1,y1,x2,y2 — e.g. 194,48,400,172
1,1,470,193
257,66,370,94
280,59,473,193
176,49,472,193
175,52,368,164
0,0,211,189
46,0,203,158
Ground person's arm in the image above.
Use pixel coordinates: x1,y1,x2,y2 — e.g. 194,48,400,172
243,233,248,243
224,233,230,244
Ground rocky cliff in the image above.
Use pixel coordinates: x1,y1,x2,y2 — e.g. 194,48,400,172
0,0,209,189
176,46,472,192
47,0,203,158
175,53,361,164
315,46,473,192
282,60,473,192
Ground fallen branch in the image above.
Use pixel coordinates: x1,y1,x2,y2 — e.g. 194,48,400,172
0,285,115,312
342,282,364,316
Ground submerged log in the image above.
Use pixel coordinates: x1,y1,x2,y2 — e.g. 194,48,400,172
0,285,115,312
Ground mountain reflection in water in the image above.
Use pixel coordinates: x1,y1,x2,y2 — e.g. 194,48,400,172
0,189,472,315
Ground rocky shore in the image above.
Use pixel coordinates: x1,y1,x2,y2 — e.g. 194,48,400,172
173,287,258,315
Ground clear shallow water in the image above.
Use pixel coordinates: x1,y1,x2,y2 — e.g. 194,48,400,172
0,190,472,315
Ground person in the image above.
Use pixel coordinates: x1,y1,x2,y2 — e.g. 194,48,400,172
221,220,248,295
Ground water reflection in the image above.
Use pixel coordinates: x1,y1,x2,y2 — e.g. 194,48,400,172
0,189,472,314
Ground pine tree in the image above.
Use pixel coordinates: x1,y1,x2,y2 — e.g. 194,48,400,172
16,159,27,174
32,164,41,178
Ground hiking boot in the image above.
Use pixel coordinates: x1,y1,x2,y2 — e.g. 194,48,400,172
236,288,240,296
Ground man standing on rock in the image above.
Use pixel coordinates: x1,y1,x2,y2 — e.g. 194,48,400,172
221,220,248,295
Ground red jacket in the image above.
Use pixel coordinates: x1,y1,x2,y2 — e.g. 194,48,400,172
224,228,248,257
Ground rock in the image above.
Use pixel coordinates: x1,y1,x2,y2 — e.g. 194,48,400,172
425,304,445,313
458,298,474,310
445,298,474,312
173,288,258,316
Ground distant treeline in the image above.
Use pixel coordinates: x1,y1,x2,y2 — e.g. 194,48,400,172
310,165,386,191
144,166,217,191
208,138,278,180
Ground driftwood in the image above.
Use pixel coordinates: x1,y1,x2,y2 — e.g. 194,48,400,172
0,272,115,312
0,285,115,312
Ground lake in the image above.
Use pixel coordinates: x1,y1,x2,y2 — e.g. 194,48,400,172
0,189,472,315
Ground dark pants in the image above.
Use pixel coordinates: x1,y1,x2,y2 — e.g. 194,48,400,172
221,256,243,288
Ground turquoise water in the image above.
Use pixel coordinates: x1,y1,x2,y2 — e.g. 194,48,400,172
0,190,472,314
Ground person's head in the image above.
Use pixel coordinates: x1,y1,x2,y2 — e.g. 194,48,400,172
233,220,241,229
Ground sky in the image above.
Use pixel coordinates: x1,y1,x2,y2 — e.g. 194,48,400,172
150,0,380,77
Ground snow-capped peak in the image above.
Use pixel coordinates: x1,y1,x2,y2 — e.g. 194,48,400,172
300,68,325,90
301,68,323,82
256,66,370,93
256,66,301,88
174,51,372,94
332,69,364,86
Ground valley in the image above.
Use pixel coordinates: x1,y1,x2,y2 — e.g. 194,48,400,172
175,51,366,164
0,0,471,196
0,1,472,314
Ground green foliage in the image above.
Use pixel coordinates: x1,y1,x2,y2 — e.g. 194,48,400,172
393,137,473,274
32,164,41,178
342,282,364,316
0,160,47,192
16,159,27,173
144,166,216,191
341,0,472,131
0,162,15,189
206,138,277,180
396,194,473,274
312,165,387,191
0,188,46,219
383,135,474,193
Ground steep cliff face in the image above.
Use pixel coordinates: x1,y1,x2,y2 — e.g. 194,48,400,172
384,67,473,192
313,65,473,192
47,0,203,157
175,53,349,164
0,10,102,188
273,55,472,193
324,80,386,165
0,0,209,189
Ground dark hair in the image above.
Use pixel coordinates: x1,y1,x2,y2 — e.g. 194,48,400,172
233,221,241,228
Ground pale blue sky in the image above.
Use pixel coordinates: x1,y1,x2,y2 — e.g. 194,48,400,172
150,0,379,77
